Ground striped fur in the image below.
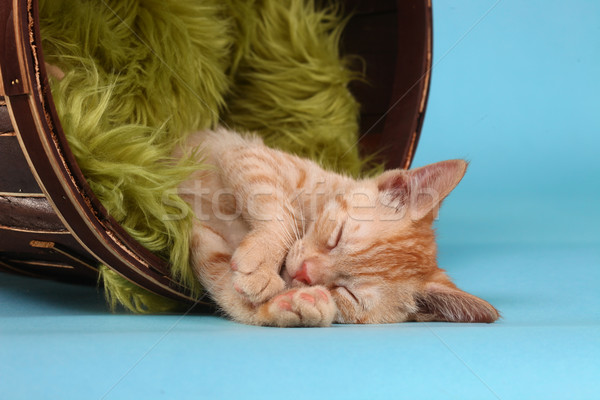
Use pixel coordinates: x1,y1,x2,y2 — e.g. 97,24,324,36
178,128,499,326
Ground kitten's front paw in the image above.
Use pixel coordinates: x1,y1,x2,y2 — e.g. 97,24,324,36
230,242,286,304
232,268,285,304
265,286,337,327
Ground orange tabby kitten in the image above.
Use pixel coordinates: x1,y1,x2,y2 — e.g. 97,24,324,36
178,128,499,326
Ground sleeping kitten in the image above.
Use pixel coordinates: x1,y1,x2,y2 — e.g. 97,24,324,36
178,128,499,326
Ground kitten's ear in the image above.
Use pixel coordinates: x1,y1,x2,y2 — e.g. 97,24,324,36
376,169,410,201
377,160,467,220
414,282,499,323
408,159,467,220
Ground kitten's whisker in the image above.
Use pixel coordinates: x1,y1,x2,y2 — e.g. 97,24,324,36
298,203,306,237
292,210,301,241
274,217,295,248
284,203,301,242
265,239,288,253
290,193,306,237
270,209,294,246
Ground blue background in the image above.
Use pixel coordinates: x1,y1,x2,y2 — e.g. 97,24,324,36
1,1,599,399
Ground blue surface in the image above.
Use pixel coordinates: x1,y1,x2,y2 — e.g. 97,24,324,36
1,0,599,399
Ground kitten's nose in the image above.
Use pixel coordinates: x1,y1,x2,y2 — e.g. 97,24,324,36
293,261,312,285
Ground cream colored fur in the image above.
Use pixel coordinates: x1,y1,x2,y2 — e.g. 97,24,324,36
178,128,499,327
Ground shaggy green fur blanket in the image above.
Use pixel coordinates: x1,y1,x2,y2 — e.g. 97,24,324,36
39,0,364,312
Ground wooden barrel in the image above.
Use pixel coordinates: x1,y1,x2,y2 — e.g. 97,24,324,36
0,0,432,302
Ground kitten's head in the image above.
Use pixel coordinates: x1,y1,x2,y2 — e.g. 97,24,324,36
282,160,499,324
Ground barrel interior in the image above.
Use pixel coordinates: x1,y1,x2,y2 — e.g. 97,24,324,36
0,0,431,297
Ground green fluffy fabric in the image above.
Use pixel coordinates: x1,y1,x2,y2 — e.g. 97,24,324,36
39,0,364,312
223,0,362,175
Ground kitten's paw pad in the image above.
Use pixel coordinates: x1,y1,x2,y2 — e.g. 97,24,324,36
273,289,297,311
232,269,285,304
299,292,315,304
269,287,336,327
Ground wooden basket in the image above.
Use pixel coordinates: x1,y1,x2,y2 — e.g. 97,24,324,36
0,0,432,303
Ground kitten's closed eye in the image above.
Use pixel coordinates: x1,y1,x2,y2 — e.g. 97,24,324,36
334,285,359,305
326,220,345,250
